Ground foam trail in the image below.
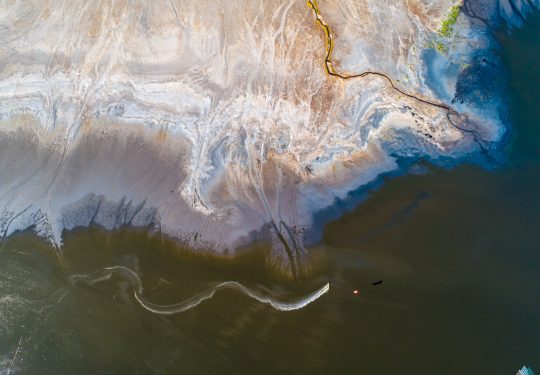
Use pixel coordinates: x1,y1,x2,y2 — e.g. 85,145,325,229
69,266,330,314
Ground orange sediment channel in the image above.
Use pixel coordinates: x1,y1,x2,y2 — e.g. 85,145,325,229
305,0,460,115
304,0,494,153
306,0,336,76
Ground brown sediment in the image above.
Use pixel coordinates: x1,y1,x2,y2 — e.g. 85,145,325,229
60,224,305,283
404,0,447,30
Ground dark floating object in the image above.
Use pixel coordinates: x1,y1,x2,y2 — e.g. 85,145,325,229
371,280,383,286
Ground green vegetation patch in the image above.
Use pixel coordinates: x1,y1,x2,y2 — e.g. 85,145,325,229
435,41,447,53
439,3,461,37
426,40,448,54
427,2,461,54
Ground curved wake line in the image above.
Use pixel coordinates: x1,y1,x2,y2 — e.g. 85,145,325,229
69,266,329,315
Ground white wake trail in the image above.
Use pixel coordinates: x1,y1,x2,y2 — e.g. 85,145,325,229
69,266,329,315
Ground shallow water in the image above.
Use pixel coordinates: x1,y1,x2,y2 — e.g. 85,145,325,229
1,11,540,375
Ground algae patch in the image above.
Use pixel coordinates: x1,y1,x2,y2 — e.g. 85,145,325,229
439,3,461,37
428,1,462,54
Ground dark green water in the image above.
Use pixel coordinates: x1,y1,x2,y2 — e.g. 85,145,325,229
1,13,540,375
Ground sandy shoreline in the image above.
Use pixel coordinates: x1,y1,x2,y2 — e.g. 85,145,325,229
1,0,527,273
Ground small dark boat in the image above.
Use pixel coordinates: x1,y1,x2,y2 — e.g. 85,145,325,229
371,280,383,286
